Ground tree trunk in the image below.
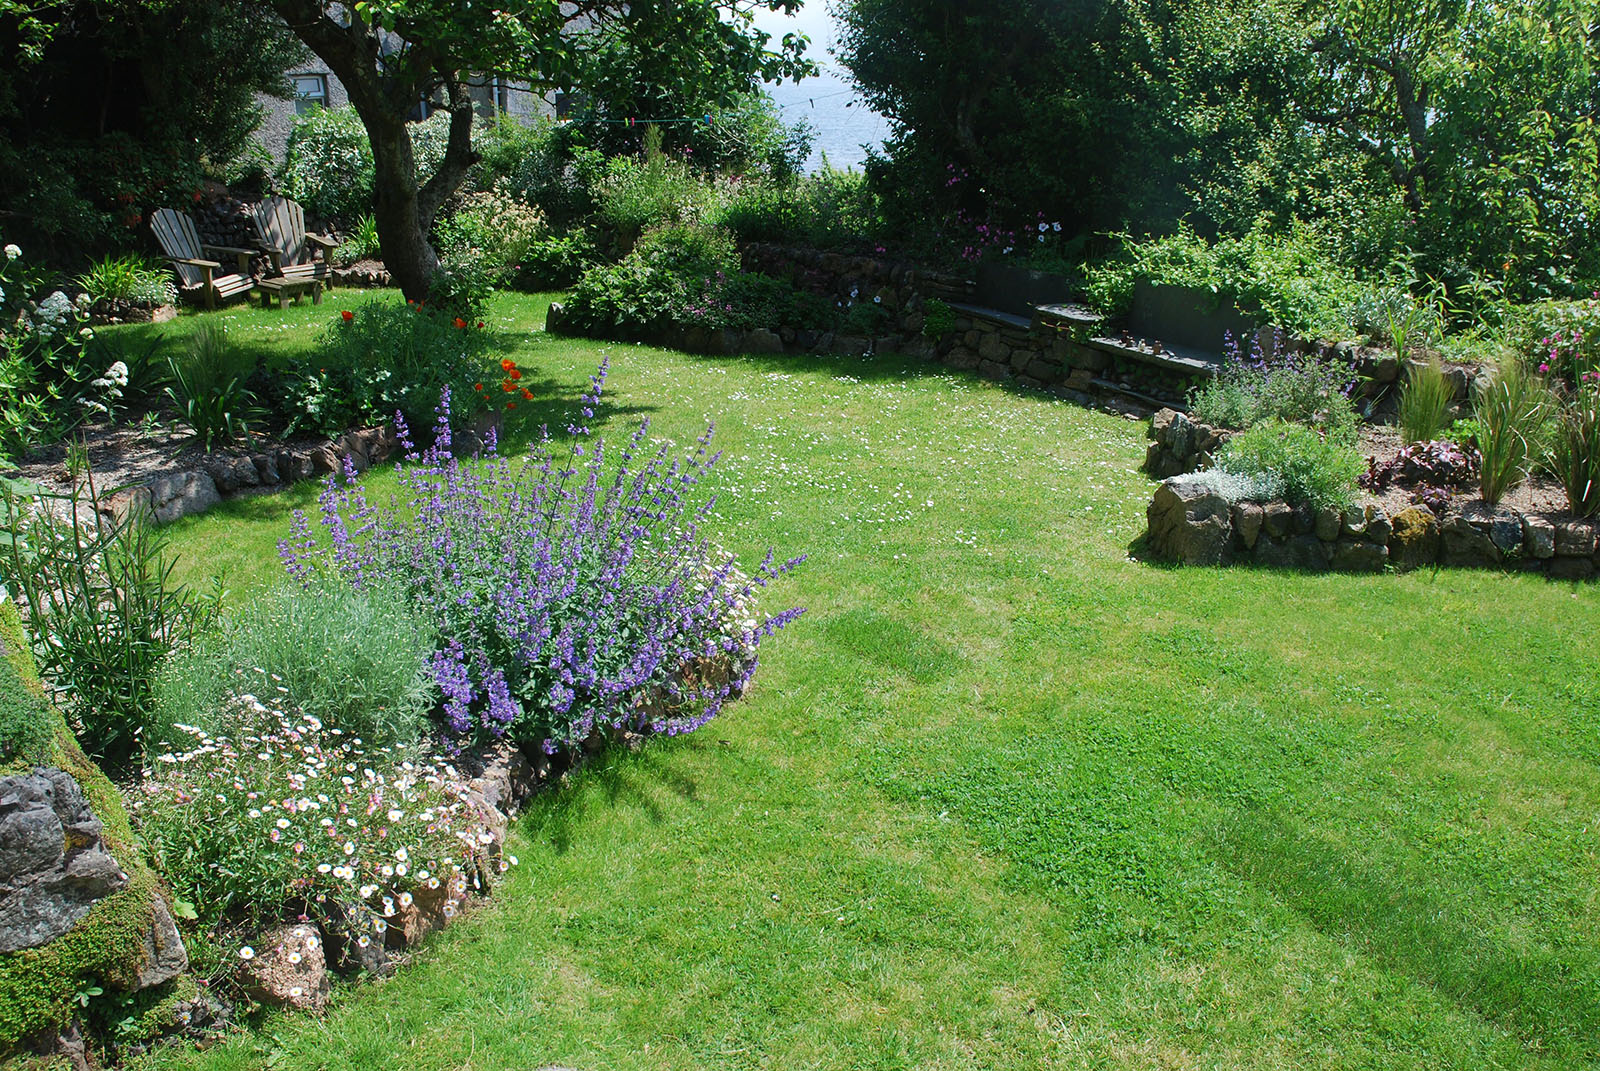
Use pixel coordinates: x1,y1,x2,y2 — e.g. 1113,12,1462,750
367,116,438,302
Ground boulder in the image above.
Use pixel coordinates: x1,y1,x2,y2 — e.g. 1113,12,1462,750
1232,502,1264,549
977,334,1010,364
745,327,784,354
1388,506,1440,571
1145,475,1234,566
1262,501,1294,539
1555,520,1597,558
0,768,129,954
148,471,221,525
1440,514,1500,568
1314,507,1343,542
1330,540,1389,573
240,923,329,1010
1522,515,1556,559
1253,534,1331,571
134,895,189,989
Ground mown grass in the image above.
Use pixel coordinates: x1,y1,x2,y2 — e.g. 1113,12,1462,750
124,291,1600,1070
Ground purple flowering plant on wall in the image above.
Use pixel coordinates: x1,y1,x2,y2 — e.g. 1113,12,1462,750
279,359,805,754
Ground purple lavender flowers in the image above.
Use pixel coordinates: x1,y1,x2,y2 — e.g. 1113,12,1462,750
279,362,805,754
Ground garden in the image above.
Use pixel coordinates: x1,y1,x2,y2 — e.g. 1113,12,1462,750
0,0,1598,1068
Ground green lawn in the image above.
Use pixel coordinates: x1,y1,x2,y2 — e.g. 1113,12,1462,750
130,291,1600,1071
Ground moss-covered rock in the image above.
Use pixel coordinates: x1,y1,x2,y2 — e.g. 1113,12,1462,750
0,602,172,1052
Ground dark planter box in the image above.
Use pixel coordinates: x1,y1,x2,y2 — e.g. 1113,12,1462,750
974,264,1077,319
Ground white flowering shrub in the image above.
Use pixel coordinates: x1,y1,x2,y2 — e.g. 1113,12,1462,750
0,240,125,460
133,681,509,963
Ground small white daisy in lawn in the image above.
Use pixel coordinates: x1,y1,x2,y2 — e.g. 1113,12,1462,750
238,946,255,961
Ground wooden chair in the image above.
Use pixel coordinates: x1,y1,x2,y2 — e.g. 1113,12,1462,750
251,196,337,288
150,208,257,310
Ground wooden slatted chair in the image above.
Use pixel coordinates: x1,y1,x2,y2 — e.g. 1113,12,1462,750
150,208,257,310
251,196,337,288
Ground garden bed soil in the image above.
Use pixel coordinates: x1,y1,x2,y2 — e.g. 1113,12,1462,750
1354,421,1572,522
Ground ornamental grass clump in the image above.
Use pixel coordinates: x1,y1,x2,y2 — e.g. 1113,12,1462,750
279,360,804,754
1553,374,1600,517
1474,362,1552,507
1397,356,1455,444
134,682,505,956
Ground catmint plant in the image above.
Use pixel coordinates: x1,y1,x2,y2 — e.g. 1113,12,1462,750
280,360,804,754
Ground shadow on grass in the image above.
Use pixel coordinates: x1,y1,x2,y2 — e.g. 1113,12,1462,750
518,739,702,855
1215,809,1600,1060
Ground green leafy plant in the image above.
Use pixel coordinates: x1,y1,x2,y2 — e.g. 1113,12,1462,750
152,577,436,749
1552,376,1600,517
163,324,258,449
1188,343,1357,434
1215,420,1363,511
0,452,221,769
1397,356,1455,444
289,301,498,435
1473,362,1550,506
435,188,546,280
74,254,177,309
922,298,956,340
425,249,496,320
512,227,597,290
334,213,381,265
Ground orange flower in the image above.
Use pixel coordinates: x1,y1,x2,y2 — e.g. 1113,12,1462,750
502,381,516,392
341,310,354,322
454,317,467,328
500,358,515,372
506,401,516,410
520,387,533,400
508,369,521,381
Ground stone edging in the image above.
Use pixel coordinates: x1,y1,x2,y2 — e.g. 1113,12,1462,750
106,426,398,526
1144,472,1598,580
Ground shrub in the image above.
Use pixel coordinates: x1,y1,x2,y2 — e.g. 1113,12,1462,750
334,213,381,265
472,118,600,228
1474,363,1552,506
165,323,258,449
1188,337,1357,434
1552,375,1600,517
152,578,436,749
0,244,124,461
512,227,597,290
435,189,546,279
0,461,220,768
922,298,956,340
1397,357,1455,444
1215,420,1363,511
279,367,804,753
1084,222,1384,340
596,146,714,249
287,302,500,436
280,108,456,226
74,254,176,309
425,249,496,321
561,222,740,338
134,689,503,941
1512,298,1600,385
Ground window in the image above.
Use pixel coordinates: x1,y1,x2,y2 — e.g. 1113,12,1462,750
293,74,329,116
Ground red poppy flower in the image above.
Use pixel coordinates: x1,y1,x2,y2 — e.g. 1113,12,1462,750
341,310,354,322
473,382,484,392
476,321,485,329
454,317,467,328
520,387,532,400
506,401,516,410
508,369,521,381
500,358,515,372
502,382,516,392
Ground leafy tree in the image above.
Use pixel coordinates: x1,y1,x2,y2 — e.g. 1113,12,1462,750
1304,0,1600,296
0,0,304,261
263,0,813,300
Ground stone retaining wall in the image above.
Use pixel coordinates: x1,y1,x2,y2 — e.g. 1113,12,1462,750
1145,472,1598,579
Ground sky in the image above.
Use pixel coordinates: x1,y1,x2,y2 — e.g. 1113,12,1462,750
750,3,889,172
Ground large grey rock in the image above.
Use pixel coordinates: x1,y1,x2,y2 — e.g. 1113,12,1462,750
1145,475,1233,566
1441,514,1501,568
0,769,128,953
148,471,221,525
1522,515,1556,559
1262,501,1294,539
1253,534,1331,571
1555,520,1597,558
1314,506,1342,542
135,895,189,989
1232,502,1264,549
1330,540,1389,573
745,327,784,354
